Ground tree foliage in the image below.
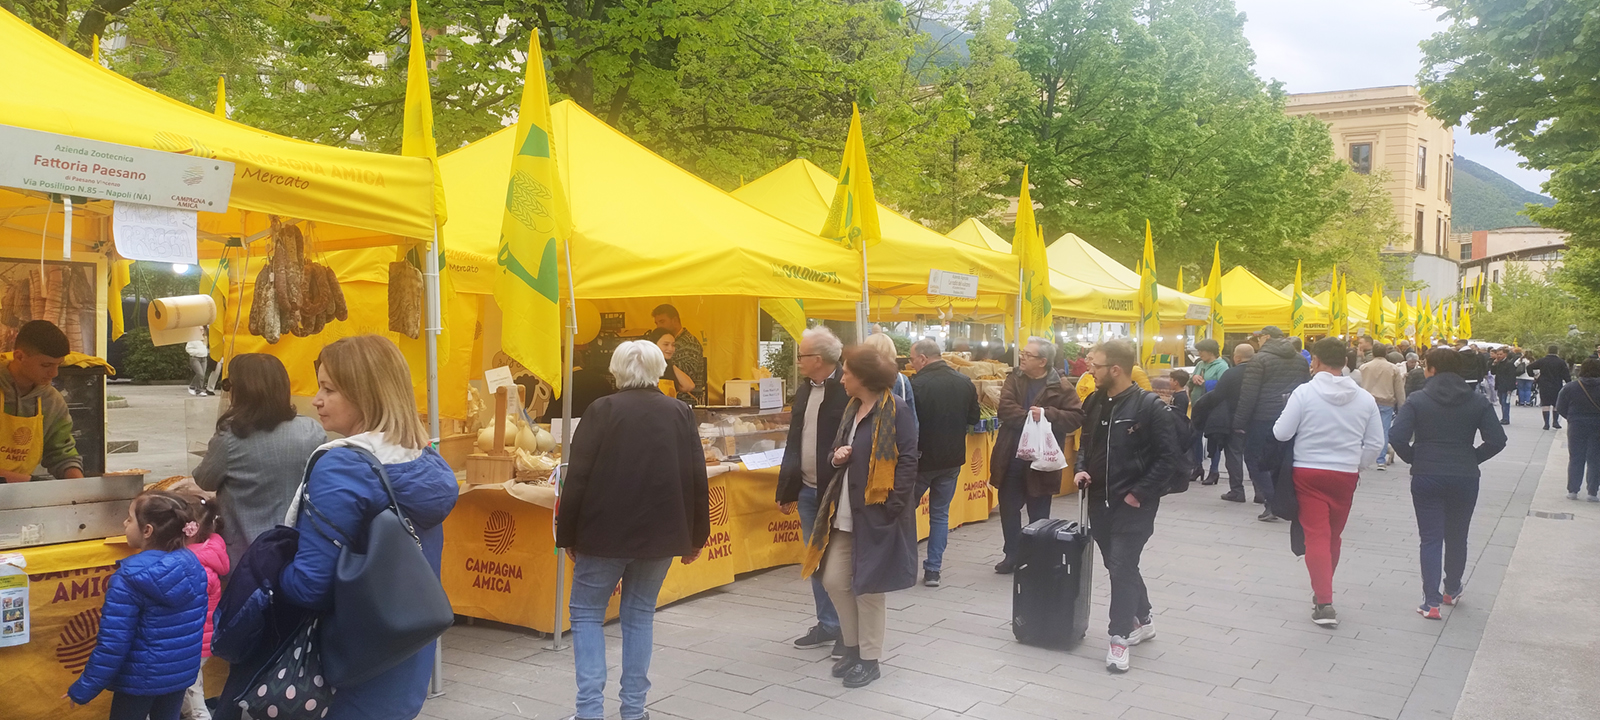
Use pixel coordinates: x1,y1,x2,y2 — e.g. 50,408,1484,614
1419,0,1600,303
1473,265,1597,351
10,0,1394,292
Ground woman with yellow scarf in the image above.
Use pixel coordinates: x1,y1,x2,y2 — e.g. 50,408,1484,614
802,344,919,689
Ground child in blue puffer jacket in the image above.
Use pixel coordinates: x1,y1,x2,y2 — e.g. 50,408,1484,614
67,490,208,720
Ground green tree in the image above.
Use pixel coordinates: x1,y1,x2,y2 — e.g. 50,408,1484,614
1418,0,1600,302
1307,169,1414,293
1003,0,1348,283
1473,265,1597,349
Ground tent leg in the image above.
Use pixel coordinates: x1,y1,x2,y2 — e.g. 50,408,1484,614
424,225,444,698
548,237,578,653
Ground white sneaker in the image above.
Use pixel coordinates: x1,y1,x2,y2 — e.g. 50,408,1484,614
1106,636,1130,673
1127,620,1156,646
1375,463,1387,472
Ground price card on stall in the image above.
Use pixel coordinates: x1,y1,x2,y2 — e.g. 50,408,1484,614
740,448,786,471
113,202,199,265
484,366,517,396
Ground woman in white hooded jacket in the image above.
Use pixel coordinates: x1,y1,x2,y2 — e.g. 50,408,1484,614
1273,337,1385,629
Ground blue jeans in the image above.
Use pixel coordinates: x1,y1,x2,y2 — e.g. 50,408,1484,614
1566,416,1600,496
916,468,960,572
1497,391,1512,423
569,554,674,720
1411,475,1479,607
1244,421,1278,506
1000,460,1053,559
1375,405,1395,464
797,485,840,633
1517,378,1534,405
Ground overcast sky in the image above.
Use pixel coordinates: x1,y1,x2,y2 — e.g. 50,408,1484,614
1233,0,1551,194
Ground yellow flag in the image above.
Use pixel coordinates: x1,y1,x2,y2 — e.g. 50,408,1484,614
1329,272,1345,338
1417,296,1432,347
1397,291,1411,340
108,258,131,340
761,299,807,343
1138,221,1160,367
1290,261,1305,341
215,76,226,118
1205,242,1223,340
1175,268,1184,294
495,29,572,396
1367,282,1385,341
1012,166,1052,338
1460,303,1473,339
819,104,881,252
402,0,448,226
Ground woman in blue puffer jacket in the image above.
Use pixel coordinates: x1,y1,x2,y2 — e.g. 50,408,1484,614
68,491,208,720
278,335,458,720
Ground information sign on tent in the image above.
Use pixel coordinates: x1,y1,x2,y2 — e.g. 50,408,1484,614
0,125,233,211
928,270,979,299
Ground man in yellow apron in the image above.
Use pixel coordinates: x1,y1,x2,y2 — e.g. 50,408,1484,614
0,321,82,482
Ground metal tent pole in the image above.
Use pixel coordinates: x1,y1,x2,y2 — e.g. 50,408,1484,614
424,225,445,698
548,238,577,652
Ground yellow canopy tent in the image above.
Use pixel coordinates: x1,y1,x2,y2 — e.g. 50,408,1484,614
732,160,1025,322
947,218,1134,322
948,219,1209,322
438,101,862,401
1208,266,1329,334
0,9,449,410
1314,290,1370,330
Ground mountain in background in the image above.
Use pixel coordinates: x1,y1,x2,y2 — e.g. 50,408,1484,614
1451,156,1554,232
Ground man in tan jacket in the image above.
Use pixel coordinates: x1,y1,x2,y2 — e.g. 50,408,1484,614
1359,344,1408,470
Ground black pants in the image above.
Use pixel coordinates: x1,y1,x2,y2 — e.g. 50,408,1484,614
110,690,184,720
999,460,1052,559
1088,495,1159,638
1245,420,1280,505
1206,432,1245,491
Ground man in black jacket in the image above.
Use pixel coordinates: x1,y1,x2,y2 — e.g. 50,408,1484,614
1192,343,1253,502
1075,339,1180,674
1531,345,1572,429
776,327,849,655
1233,326,1310,520
1390,348,1506,618
907,338,980,587
1488,347,1517,425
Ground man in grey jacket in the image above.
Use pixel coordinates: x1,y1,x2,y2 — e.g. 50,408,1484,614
1,320,82,481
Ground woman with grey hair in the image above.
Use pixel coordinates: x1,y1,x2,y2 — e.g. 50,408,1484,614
556,340,710,720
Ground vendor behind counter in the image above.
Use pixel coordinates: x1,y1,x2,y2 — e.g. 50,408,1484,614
1,320,82,482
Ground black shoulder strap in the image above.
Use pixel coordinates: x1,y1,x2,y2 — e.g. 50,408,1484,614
301,445,422,546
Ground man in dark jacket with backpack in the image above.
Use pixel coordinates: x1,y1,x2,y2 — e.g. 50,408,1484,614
1075,339,1181,674
1233,326,1310,521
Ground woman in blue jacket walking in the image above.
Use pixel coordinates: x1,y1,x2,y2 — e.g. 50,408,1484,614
278,335,458,719
68,491,208,720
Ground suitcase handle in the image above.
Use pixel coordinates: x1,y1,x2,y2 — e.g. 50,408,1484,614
1078,486,1087,529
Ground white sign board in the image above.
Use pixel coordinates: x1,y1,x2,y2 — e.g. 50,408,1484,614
484,366,517,396
740,448,786,471
928,269,979,299
0,125,234,211
113,203,198,264
1185,303,1209,321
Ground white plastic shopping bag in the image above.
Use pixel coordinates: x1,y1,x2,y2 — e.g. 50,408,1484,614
1011,409,1062,473
1030,420,1068,473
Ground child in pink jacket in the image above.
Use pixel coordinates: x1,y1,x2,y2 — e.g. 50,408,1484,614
181,493,229,720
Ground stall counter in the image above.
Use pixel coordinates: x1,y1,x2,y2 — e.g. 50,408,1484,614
3,537,133,720
441,431,1003,633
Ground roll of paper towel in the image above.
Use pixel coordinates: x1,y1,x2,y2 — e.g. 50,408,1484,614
148,295,217,347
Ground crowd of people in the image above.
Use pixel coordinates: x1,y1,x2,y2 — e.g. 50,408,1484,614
51,311,1600,719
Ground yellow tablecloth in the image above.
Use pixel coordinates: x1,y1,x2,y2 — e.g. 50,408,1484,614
2,538,134,720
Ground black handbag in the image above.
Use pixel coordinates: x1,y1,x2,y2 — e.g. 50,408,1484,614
236,619,334,720
301,447,454,687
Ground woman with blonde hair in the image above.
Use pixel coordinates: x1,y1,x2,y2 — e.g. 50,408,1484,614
862,332,915,418
276,335,458,720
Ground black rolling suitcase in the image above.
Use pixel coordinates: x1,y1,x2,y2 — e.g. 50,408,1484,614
1011,493,1093,648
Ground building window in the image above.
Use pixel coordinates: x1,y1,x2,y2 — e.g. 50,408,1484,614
1350,143,1372,174
1415,210,1425,252
1436,216,1444,255
1459,242,1472,260
1445,159,1453,202
1417,145,1428,189
1493,269,1500,284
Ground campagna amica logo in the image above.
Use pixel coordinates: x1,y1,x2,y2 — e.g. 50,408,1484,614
709,485,728,526
483,510,516,555
57,608,99,674
969,445,983,477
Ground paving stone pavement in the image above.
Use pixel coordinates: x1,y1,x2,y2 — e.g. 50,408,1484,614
423,406,1553,720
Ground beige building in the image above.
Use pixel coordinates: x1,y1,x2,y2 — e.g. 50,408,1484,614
1287,86,1456,258
1461,227,1568,308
